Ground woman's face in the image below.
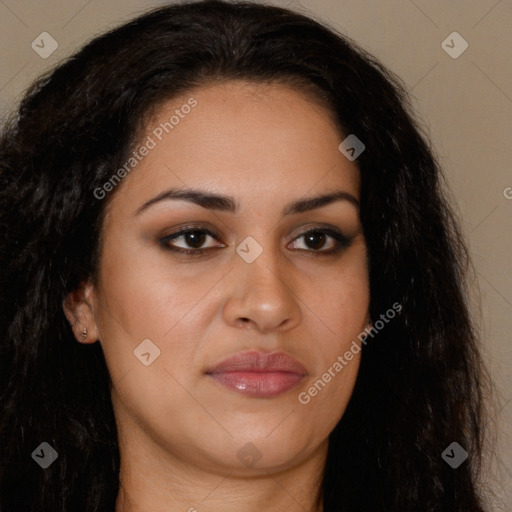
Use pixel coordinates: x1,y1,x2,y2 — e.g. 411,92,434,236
86,80,369,474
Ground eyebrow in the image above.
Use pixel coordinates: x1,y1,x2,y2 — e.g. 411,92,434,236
135,187,359,217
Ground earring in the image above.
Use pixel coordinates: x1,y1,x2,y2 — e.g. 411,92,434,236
80,327,87,341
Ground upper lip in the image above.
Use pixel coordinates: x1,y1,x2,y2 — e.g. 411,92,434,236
205,350,308,375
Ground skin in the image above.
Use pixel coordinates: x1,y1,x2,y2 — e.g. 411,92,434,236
63,80,371,512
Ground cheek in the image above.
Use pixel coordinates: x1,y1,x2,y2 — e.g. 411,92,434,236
296,270,366,427
298,253,368,411
94,238,229,387
96,232,213,338
317,273,368,331
306,248,369,341
93,246,221,418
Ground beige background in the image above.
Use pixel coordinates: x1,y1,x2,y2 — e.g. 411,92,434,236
0,0,510,509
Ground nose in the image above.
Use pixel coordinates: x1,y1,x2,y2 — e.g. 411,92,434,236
222,245,302,334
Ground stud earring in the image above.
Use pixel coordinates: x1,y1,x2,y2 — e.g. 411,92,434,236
80,327,87,341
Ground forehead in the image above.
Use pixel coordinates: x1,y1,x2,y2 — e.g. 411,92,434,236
106,80,360,217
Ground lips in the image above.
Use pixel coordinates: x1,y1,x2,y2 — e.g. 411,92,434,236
206,350,308,374
205,350,307,398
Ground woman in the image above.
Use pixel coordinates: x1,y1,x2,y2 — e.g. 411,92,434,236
0,1,493,510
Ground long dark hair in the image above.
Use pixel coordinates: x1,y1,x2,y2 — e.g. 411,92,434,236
0,1,493,510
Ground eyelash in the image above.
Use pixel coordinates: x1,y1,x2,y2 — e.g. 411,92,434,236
159,225,352,257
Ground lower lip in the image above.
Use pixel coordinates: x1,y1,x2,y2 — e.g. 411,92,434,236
207,371,305,398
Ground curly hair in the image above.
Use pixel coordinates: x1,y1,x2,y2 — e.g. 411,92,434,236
0,1,493,510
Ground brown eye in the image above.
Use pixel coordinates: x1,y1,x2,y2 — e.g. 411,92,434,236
159,226,352,257
304,231,328,250
289,229,352,254
176,230,208,249
160,228,221,253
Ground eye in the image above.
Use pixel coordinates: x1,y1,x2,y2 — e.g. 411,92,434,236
160,227,223,255
289,228,352,254
159,226,352,256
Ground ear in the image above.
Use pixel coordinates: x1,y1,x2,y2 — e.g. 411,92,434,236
62,280,100,344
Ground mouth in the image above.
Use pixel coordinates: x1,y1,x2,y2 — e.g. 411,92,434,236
204,350,308,398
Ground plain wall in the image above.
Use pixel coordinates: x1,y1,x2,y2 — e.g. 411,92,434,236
0,0,510,509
